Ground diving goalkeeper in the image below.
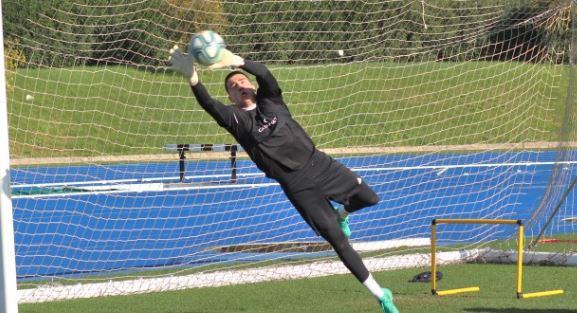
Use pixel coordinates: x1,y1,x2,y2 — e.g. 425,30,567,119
169,46,399,313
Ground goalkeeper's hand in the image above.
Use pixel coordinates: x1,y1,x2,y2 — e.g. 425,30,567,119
207,49,245,70
168,45,199,86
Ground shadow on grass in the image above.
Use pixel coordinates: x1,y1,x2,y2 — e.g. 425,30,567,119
465,308,577,313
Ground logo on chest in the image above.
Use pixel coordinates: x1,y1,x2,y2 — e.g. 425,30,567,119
257,116,278,133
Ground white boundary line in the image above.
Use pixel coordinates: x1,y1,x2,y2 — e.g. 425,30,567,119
12,183,279,199
15,246,577,303
17,238,437,304
12,172,266,189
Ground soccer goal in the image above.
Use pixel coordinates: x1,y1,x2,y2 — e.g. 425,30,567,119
1,0,576,308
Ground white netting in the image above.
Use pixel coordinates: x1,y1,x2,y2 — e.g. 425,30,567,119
3,0,575,302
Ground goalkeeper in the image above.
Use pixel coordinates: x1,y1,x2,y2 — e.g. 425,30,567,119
169,46,399,313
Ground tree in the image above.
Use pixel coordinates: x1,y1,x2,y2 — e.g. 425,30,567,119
528,0,576,63
164,0,228,45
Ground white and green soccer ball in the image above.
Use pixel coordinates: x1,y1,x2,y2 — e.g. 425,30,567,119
188,30,225,66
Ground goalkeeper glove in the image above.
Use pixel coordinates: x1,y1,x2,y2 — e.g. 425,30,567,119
168,45,199,86
207,49,245,70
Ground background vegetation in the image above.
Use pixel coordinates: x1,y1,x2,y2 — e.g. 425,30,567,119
2,0,575,67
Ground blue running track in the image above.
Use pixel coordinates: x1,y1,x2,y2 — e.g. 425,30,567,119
10,151,577,280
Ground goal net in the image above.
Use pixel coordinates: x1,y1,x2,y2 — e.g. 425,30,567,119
2,0,576,303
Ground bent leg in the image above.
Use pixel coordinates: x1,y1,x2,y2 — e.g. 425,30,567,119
345,180,379,214
282,185,398,311
285,188,370,282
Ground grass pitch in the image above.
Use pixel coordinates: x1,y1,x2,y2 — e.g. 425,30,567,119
19,263,577,313
8,61,569,159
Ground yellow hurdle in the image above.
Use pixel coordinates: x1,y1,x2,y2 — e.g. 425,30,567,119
516,224,523,296
431,219,520,296
431,218,564,299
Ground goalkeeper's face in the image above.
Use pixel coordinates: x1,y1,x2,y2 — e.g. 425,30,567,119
226,73,256,108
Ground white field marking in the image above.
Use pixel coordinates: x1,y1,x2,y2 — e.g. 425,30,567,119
359,160,577,172
13,172,265,189
16,239,448,304
11,160,577,199
436,167,449,176
12,182,279,199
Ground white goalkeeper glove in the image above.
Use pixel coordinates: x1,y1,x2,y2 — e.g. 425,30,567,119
207,49,245,70
168,45,199,86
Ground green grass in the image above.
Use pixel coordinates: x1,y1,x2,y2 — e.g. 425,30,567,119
19,264,577,313
8,61,570,159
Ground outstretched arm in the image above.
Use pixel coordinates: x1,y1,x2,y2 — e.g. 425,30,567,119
168,45,199,86
209,50,281,97
240,60,281,98
168,46,235,128
189,83,234,128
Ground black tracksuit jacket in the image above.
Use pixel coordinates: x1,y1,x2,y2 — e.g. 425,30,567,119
191,60,317,181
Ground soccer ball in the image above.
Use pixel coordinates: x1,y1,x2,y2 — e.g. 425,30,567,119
188,30,225,66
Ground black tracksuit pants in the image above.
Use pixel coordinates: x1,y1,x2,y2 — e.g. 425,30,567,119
276,150,379,282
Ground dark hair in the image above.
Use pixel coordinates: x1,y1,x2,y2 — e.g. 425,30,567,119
224,70,249,94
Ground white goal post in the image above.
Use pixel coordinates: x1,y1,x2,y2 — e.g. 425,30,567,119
0,1,18,312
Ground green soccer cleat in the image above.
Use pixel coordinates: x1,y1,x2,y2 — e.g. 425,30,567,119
333,207,351,238
379,288,399,313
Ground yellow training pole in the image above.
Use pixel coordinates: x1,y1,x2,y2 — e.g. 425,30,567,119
436,287,480,296
521,290,564,299
431,219,480,296
431,222,437,294
434,218,519,225
515,223,564,299
516,224,524,298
